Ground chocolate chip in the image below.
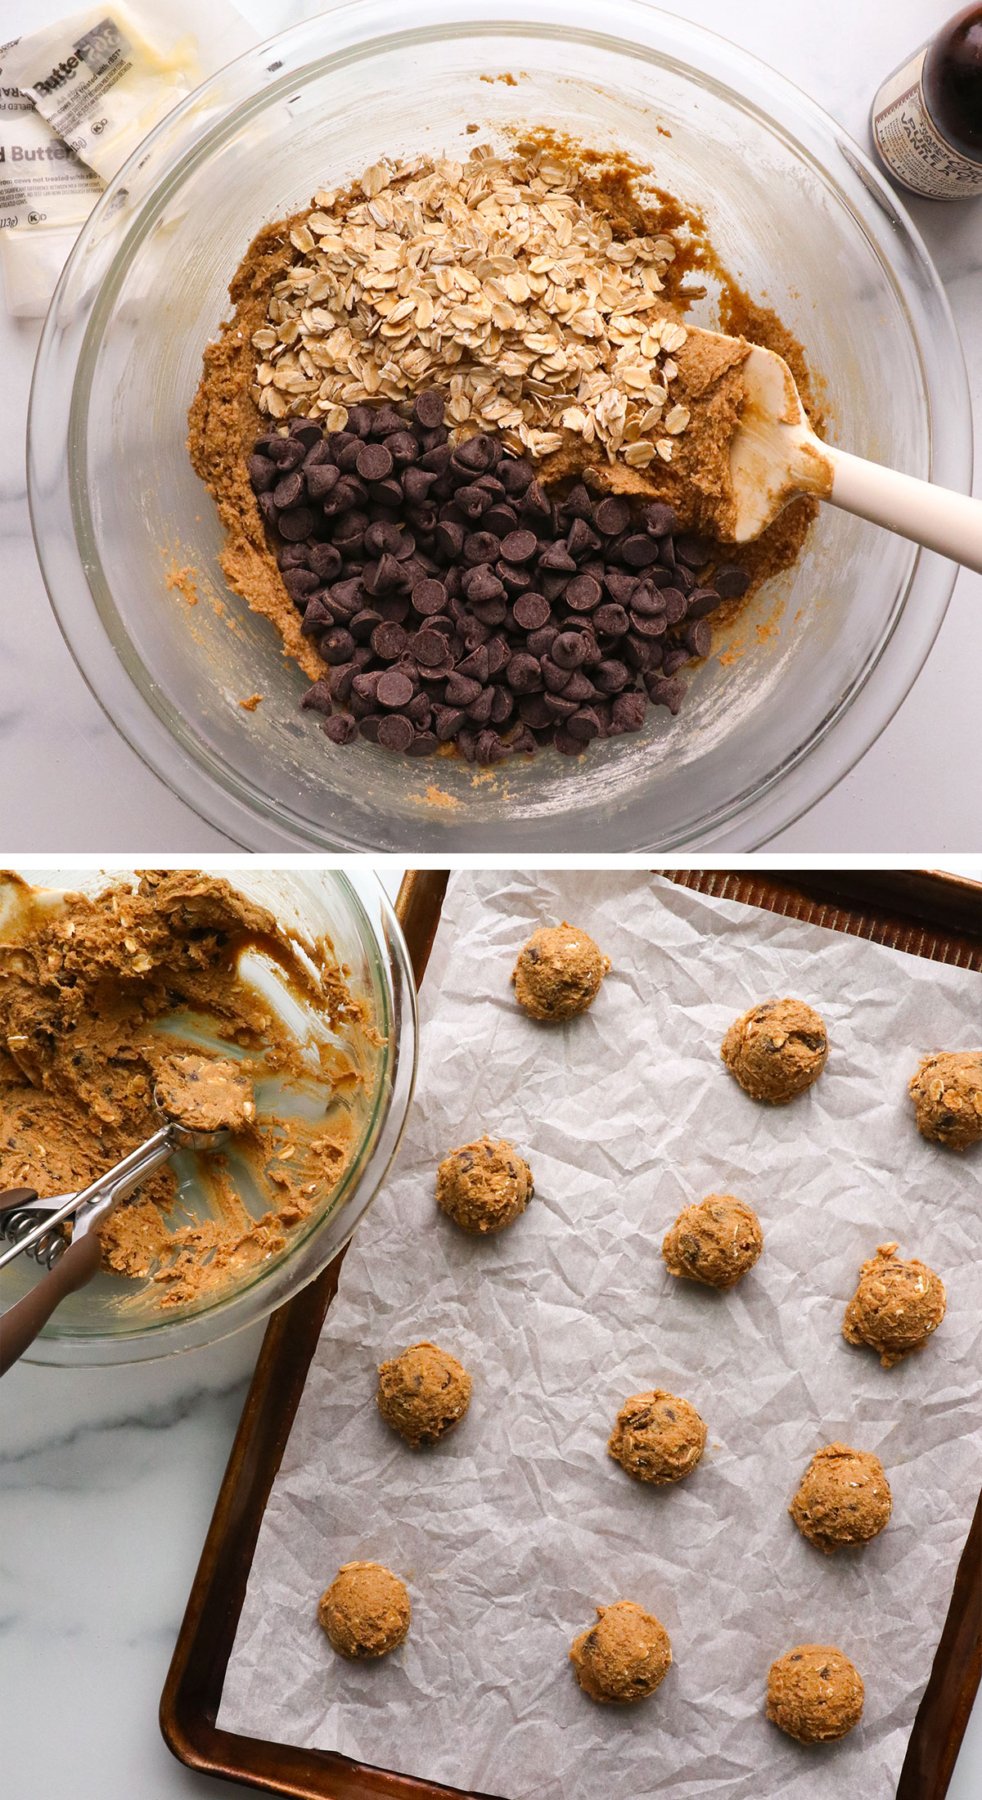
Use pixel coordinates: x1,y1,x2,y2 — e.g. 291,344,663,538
377,713,414,751
594,496,631,536
685,619,712,658
508,591,546,631
551,631,588,671
413,630,450,669
272,471,305,510
506,652,543,694
278,507,317,542
300,679,334,714
714,565,750,599
621,533,661,568
500,528,538,564
663,590,687,626
376,669,414,709
371,622,408,660
594,659,630,694
453,434,496,473
686,587,723,619
648,675,686,713
306,464,340,501
413,391,445,429
406,729,439,756
675,532,713,569
610,691,646,733
289,419,323,449
565,574,601,612
321,713,359,744
464,530,500,565
594,603,629,636
248,453,277,492
567,707,603,741
435,519,465,559
445,673,482,706
499,457,533,496
642,501,678,537
356,443,394,482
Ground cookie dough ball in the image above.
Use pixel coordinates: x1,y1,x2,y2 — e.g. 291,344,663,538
317,1562,410,1659
436,1136,533,1234
608,1389,707,1485
154,1053,255,1133
790,1444,892,1553
842,1241,946,1368
512,923,610,1022
570,1600,672,1704
721,998,828,1104
376,1341,472,1448
766,1644,864,1743
909,1050,982,1151
662,1194,763,1290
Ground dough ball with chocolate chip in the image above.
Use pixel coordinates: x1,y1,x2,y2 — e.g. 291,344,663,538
662,1194,763,1289
790,1444,892,1553
766,1644,864,1743
436,1136,534,1234
317,1561,410,1659
608,1389,706,1485
721,998,828,1103
908,1050,982,1151
154,1052,255,1133
376,1341,472,1448
512,923,610,1022
842,1241,946,1368
570,1600,672,1703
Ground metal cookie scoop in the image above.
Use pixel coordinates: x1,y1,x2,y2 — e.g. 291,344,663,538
0,1066,247,1376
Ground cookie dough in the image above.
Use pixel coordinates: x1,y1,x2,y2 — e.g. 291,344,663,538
512,924,610,1023
766,1644,864,1743
842,1241,946,1368
435,1137,534,1234
662,1193,763,1289
908,1050,982,1151
376,1341,472,1447
569,1600,672,1704
789,1444,892,1553
721,998,828,1103
608,1390,707,1485
317,1561,410,1659
153,1053,256,1134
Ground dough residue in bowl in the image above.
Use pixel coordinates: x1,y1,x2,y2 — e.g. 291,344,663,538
0,870,378,1309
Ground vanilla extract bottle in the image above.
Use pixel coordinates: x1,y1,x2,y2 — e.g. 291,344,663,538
871,4,982,198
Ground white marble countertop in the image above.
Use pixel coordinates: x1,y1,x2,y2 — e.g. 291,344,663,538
2,864,982,1800
0,0,980,851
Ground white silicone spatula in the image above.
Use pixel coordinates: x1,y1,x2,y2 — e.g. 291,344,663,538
725,341,981,572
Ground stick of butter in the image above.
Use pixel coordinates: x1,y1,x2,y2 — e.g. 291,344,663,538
3,0,256,184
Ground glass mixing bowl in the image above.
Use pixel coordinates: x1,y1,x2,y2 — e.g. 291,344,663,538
29,1,971,850
0,867,417,1365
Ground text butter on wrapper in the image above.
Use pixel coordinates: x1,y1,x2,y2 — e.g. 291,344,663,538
0,0,256,317
0,39,103,317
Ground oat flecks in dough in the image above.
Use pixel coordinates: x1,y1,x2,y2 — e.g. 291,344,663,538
512,922,610,1022
662,1193,763,1289
842,1240,946,1368
908,1050,982,1151
570,1600,672,1703
317,1561,410,1659
766,1644,864,1743
789,1443,892,1554
435,1136,534,1234
376,1341,472,1447
608,1389,707,1485
153,1053,256,1134
721,997,828,1103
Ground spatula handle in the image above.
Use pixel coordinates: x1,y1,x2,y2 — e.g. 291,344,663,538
0,1230,102,1377
826,445,982,575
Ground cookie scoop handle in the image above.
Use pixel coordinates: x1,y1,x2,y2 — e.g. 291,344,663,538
0,1230,103,1376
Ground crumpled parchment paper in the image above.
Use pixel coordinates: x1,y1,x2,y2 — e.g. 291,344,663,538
218,872,982,1799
